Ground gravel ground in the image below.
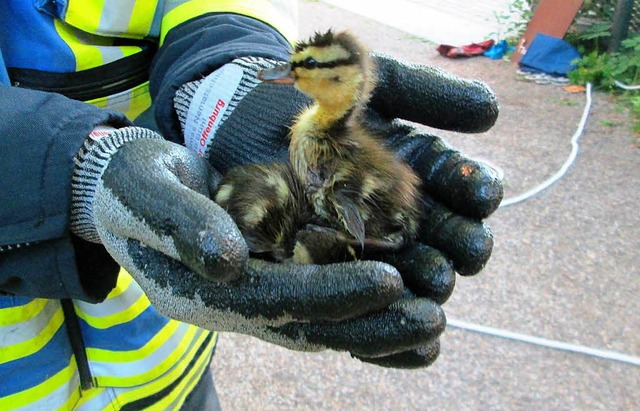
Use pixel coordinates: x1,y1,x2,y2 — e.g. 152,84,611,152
211,1,640,409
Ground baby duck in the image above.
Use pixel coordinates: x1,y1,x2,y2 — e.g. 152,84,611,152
214,162,313,262
258,29,422,251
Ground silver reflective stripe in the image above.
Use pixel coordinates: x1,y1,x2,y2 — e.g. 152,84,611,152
104,88,135,116
0,300,60,350
13,371,81,411
88,323,199,378
97,0,136,34
76,388,117,410
74,275,142,320
96,44,125,66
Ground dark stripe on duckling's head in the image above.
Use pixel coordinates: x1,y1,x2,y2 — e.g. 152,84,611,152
290,55,359,70
292,29,367,69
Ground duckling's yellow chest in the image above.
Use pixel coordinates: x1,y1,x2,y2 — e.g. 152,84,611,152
289,107,357,216
289,107,343,181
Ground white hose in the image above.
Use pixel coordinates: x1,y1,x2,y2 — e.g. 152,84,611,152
614,80,640,90
499,83,593,207
463,82,638,367
447,318,640,367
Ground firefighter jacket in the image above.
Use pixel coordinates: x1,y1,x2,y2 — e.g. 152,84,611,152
0,1,296,409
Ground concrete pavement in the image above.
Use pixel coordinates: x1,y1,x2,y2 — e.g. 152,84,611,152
321,0,516,45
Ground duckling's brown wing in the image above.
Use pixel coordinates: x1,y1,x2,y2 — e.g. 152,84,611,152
332,187,366,249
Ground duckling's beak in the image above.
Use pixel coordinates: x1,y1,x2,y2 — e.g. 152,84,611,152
257,63,295,85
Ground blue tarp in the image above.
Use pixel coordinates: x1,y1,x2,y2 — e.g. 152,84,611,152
483,40,514,60
519,33,581,76
0,50,9,85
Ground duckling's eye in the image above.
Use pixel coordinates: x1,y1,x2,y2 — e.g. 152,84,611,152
302,57,318,69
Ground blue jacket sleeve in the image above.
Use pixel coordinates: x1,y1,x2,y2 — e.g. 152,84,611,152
148,13,292,141
0,85,130,301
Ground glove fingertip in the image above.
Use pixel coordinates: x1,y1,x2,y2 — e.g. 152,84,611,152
386,244,456,304
197,226,249,282
173,200,250,283
438,158,504,219
419,200,494,277
449,220,494,276
353,340,441,369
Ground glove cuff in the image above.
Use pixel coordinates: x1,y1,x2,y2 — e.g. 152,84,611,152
71,127,163,243
174,56,281,157
174,57,312,173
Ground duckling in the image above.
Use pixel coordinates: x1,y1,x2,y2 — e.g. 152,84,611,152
214,162,313,262
215,163,360,263
258,29,422,251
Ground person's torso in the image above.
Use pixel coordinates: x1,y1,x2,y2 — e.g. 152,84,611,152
0,3,220,409
0,267,217,410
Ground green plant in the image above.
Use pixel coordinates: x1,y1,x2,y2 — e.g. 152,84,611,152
600,119,617,127
569,33,640,90
629,95,640,135
490,0,535,44
568,50,614,87
613,36,640,85
574,21,613,52
568,27,640,140
578,0,617,21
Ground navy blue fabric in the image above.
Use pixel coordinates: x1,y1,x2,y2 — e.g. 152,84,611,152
149,13,291,141
0,85,130,299
0,0,77,73
0,50,9,85
519,33,581,76
0,86,130,246
0,13,288,300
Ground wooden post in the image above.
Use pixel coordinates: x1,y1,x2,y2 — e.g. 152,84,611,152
512,0,584,63
609,0,634,52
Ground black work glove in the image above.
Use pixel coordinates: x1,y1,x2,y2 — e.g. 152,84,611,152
169,53,502,368
70,126,445,368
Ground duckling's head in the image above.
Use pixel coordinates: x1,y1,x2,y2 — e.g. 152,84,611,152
259,30,375,109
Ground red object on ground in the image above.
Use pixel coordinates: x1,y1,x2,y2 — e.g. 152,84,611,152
437,39,495,59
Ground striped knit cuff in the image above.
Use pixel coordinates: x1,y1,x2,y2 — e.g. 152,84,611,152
174,57,282,158
70,127,163,243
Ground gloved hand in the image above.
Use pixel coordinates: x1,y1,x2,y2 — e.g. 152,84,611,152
168,53,503,368
70,125,445,368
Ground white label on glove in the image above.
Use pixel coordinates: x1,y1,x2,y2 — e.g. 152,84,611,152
184,64,244,157
88,126,117,140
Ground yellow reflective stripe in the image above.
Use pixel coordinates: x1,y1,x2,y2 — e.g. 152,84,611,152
128,1,158,35
0,356,79,410
0,299,48,326
113,332,216,407
0,300,60,352
124,82,152,120
153,336,216,410
0,307,64,364
95,328,207,387
54,20,104,70
160,0,298,45
65,0,104,34
90,98,109,109
86,320,181,362
86,82,152,120
107,268,134,299
74,270,150,329
74,291,150,330
87,323,194,383
120,46,141,58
